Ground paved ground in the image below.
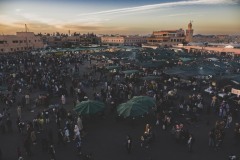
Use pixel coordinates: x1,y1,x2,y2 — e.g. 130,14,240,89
0,60,240,160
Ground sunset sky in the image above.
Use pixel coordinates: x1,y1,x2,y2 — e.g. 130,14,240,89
0,0,239,35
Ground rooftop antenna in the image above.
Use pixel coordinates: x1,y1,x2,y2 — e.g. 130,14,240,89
25,24,29,32
25,24,29,49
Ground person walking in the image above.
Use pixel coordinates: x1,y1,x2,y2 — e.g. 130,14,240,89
208,129,215,148
49,145,56,160
77,116,83,133
6,117,12,133
57,129,65,146
0,118,5,134
61,95,66,105
187,134,194,152
44,110,50,124
126,135,132,154
75,138,82,155
24,138,31,156
64,127,70,143
40,131,49,152
73,125,80,141
25,93,30,109
17,147,23,160
145,124,150,134
31,130,37,145
48,128,54,145
234,123,240,146
225,114,232,128
17,106,21,119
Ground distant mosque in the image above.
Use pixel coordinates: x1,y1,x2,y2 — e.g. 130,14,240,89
185,21,194,43
146,22,194,46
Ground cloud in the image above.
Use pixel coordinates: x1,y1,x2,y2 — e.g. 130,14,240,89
164,12,205,17
15,12,62,26
0,23,8,27
15,9,22,12
62,24,130,33
69,17,110,26
0,15,22,25
77,0,236,16
0,14,57,29
12,10,109,29
1,11,109,32
63,24,104,30
14,22,55,29
0,23,24,34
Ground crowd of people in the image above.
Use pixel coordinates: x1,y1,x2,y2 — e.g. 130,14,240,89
0,49,239,160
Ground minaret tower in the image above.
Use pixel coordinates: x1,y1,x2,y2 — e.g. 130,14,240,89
185,21,194,43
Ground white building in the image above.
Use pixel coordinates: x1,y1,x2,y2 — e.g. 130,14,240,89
0,32,44,53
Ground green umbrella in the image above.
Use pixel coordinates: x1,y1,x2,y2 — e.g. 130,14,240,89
122,70,139,75
117,101,150,118
141,76,160,81
0,86,7,91
179,57,192,62
72,72,81,78
73,100,105,115
130,96,156,109
105,65,120,70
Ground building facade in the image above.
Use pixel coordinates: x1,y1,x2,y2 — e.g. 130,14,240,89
101,36,125,45
146,22,194,46
101,36,147,46
147,29,185,46
45,36,63,48
43,33,100,48
0,32,44,53
124,36,147,46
